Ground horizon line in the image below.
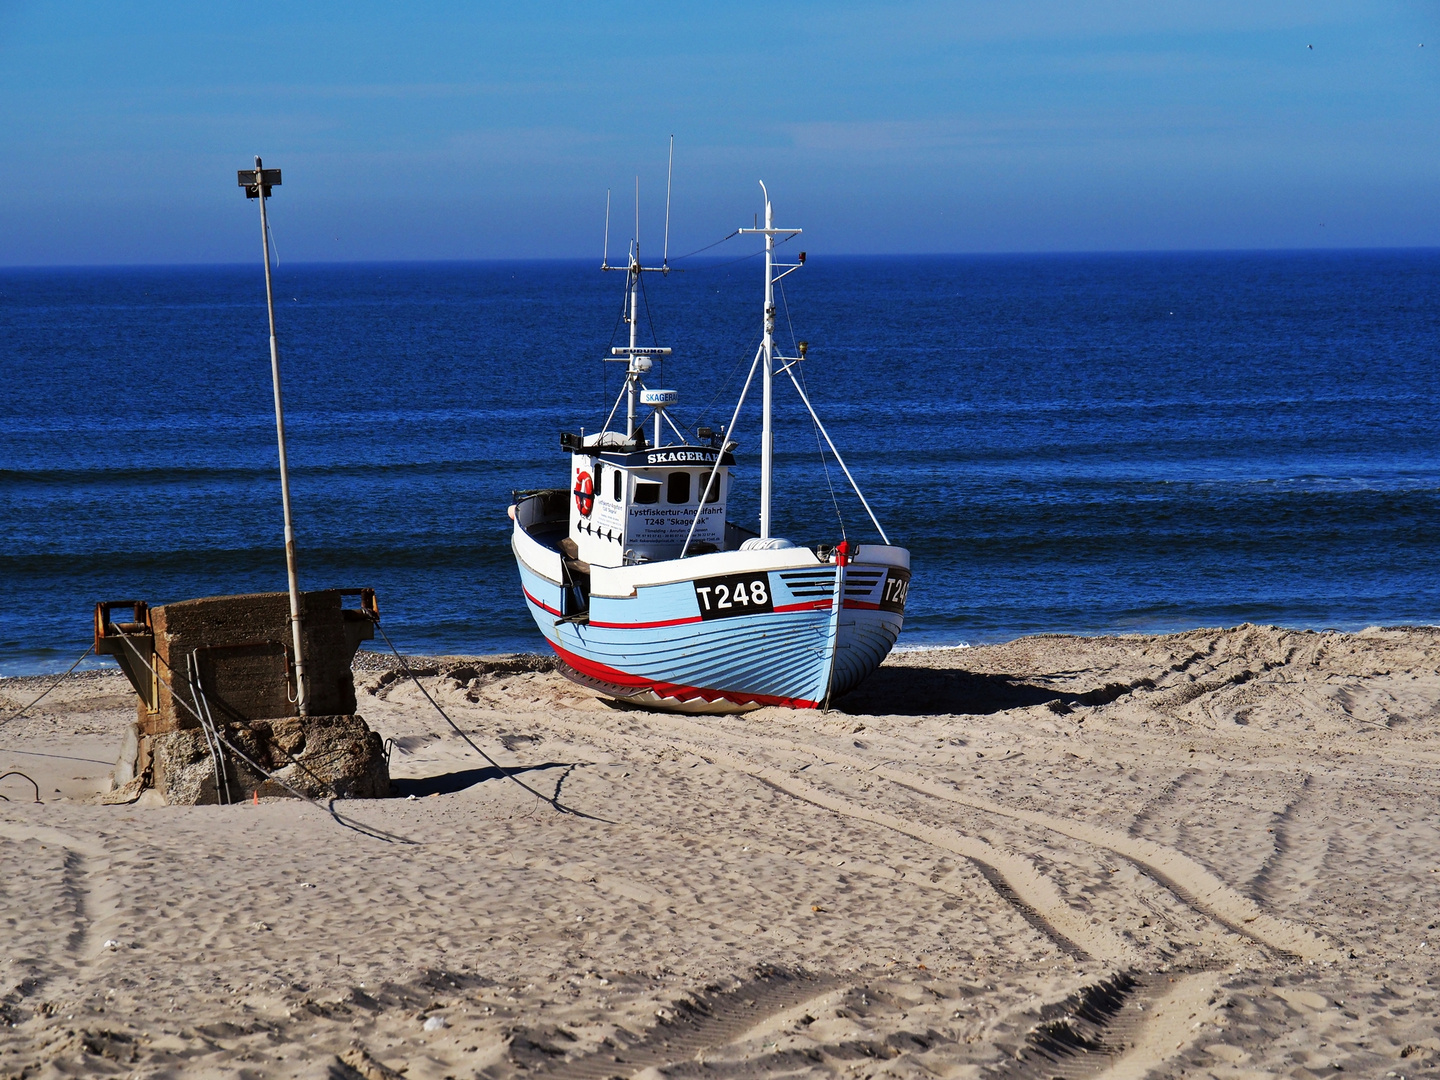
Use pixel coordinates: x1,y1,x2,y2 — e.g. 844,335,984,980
2,244,1440,273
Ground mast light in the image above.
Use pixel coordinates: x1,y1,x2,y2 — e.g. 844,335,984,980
238,168,281,199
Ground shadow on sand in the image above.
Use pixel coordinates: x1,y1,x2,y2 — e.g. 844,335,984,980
390,762,572,798
833,666,1139,717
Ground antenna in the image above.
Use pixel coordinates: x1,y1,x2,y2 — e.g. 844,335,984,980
634,176,640,259
662,135,674,269
602,189,611,268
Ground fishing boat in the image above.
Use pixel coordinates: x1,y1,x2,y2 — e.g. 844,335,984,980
509,180,910,712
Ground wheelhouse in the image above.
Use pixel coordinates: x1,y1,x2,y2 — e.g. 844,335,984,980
565,433,739,566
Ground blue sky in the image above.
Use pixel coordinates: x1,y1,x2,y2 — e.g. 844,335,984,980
1,1,1437,263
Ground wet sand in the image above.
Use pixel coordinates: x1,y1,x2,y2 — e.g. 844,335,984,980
1,623,1438,1079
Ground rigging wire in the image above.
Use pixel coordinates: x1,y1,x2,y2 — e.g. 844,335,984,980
685,331,762,434
778,279,846,538
601,268,631,413
670,229,740,261
636,266,661,380
101,625,414,844
675,234,801,436
780,360,891,542
370,621,607,822
0,644,94,727
683,231,797,275
597,228,795,434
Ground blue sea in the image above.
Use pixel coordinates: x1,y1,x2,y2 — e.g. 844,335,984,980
3,251,1439,675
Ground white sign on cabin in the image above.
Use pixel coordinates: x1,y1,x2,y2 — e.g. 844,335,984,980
627,502,725,548
570,453,730,564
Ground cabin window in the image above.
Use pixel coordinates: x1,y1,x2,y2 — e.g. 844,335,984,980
699,470,722,504
667,472,691,504
634,480,660,505
594,461,605,494
613,469,623,502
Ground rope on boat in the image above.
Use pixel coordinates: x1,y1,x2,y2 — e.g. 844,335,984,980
0,644,95,727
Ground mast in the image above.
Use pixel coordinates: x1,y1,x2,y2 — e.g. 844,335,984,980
738,183,800,539
628,239,640,437
761,190,774,537
630,179,639,435
604,163,672,442
237,156,309,716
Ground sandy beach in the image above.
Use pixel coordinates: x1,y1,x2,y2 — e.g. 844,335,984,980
1,623,1438,1079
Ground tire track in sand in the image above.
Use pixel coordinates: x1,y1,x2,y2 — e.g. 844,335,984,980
984,969,1222,1080
521,717,1135,963
1091,969,1223,1080
532,967,840,1079
735,767,1129,959
0,822,118,963
633,717,1336,962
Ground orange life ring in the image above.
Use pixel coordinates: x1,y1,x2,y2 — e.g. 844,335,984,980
574,470,594,516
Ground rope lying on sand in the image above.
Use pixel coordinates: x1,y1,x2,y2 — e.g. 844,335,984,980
369,620,601,820
102,625,413,844
8,619,588,829
0,771,42,802
0,644,95,728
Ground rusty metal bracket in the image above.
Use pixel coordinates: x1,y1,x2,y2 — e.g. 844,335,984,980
338,588,379,623
94,601,158,712
338,588,379,654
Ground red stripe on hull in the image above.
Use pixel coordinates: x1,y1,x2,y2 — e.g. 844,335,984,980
522,587,563,617
588,614,703,629
547,639,820,710
531,594,835,630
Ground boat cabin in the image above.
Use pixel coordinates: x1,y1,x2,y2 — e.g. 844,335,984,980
563,431,737,566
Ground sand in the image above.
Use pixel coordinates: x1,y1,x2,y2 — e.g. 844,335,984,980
1,622,1438,1079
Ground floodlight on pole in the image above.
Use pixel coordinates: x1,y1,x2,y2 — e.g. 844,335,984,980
237,155,309,716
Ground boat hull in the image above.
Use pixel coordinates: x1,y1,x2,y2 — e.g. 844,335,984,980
512,520,908,712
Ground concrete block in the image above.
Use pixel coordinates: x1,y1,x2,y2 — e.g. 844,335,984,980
151,714,389,804
101,590,385,804
145,590,375,732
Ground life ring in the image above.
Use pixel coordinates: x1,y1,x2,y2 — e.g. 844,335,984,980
574,470,594,517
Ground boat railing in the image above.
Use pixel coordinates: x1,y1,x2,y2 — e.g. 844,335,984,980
512,488,569,532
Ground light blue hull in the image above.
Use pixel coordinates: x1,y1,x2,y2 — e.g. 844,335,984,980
512,525,908,711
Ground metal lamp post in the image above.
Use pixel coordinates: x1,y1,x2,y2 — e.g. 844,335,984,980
238,156,309,715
